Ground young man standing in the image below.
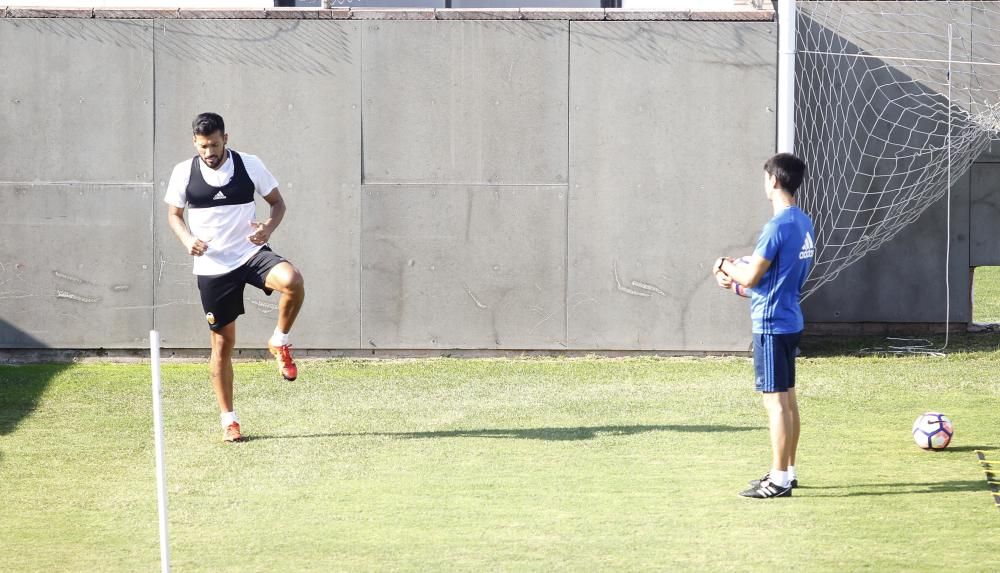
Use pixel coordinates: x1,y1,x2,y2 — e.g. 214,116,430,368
165,112,305,443
713,153,814,498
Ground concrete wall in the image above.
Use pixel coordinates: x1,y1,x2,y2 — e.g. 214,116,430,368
151,19,362,349
969,5,1000,267
0,18,155,347
0,8,777,351
3,3,996,351
568,21,774,350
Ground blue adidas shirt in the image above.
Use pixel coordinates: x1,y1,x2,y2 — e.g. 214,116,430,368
750,206,815,334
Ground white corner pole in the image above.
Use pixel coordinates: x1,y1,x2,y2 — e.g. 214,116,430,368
150,330,171,573
777,0,797,153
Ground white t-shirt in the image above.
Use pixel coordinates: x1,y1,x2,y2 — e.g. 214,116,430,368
164,149,279,275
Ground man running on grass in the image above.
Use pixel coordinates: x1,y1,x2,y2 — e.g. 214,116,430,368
713,153,814,498
165,112,305,443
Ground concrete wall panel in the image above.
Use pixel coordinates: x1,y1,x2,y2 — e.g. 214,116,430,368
971,164,1000,266
799,2,973,105
567,21,776,350
979,140,1000,163
803,172,971,323
361,21,568,185
362,185,567,349
0,19,153,183
971,3,1000,129
0,184,153,348
969,3,1000,177
152,20,361,348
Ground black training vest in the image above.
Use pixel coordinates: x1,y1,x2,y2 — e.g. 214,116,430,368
185,151,256,209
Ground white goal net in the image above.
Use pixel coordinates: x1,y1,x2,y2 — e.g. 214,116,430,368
795,1,1000,299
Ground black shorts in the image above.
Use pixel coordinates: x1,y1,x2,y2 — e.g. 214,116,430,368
753,332,801,393
197,246,287,331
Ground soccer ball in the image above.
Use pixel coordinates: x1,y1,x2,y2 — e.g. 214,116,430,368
912,412,953,450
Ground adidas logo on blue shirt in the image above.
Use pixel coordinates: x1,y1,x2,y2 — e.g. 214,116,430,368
799,232,815,260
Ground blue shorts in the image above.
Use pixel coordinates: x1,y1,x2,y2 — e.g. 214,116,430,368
753,332,801,393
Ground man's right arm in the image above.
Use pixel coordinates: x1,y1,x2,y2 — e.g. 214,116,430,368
165,162,208,257
167,205,208,257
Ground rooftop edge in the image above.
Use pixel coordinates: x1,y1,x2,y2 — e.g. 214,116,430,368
1,6,775,21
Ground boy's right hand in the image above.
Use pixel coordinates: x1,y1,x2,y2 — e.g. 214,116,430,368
712,257,732,289
715,271,732,289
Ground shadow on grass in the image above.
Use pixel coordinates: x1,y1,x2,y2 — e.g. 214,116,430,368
0,368,60,435
0,321,71,463
802,480,986,497
250,424,762,442
931,445,994,453
799,332,1000,358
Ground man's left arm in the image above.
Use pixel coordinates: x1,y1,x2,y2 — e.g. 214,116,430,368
248,188,287,246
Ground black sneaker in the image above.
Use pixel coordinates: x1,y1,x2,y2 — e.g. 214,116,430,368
749,472,798,489
739,479,792,499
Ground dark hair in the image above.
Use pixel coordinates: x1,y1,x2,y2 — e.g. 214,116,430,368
763,153,806,195
192,112,225,137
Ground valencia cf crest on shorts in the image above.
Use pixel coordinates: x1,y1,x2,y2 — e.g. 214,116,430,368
206,312,216,325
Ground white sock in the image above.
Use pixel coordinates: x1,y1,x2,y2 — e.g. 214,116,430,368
788,465,797,481
770,469,789,487
220,411,240,428
270,328,289,347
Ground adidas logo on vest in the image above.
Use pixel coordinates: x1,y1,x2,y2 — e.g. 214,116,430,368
212,191,226,200
799,233,815,260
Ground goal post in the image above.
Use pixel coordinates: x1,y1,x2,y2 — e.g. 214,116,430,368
777,0,796,154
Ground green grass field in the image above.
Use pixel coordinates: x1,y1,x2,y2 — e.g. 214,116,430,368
1,341,998,572
974,266,1000,323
